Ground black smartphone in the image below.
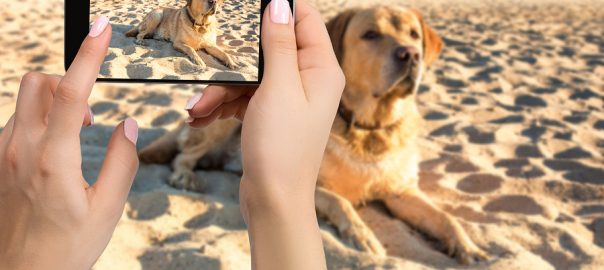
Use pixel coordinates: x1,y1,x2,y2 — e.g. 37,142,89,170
65,0,294,84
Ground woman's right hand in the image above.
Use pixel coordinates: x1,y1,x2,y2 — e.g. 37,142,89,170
187,0,344,214
185,0,344,269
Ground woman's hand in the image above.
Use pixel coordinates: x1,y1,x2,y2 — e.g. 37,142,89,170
185,0,344,269
0,17,139,270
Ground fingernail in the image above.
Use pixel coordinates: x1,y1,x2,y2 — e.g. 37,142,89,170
186,116,195,123
185,93,203,110
88,107,95,126
89,16,109,38
270,0,290,24
124,118,139,145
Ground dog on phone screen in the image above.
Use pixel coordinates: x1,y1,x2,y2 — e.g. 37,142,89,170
138,6,488,264
124,0,237,69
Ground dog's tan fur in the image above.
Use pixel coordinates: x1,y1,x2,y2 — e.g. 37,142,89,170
139,6,488,264
125,0,236,69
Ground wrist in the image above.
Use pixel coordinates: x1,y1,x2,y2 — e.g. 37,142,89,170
239,175,316,223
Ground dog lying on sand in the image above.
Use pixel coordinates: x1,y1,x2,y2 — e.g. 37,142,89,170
125,0,237,69
139,6,488,264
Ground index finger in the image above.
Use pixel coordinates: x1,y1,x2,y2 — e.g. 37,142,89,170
47,16,111,138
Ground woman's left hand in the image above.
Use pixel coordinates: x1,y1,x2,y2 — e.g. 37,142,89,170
0,16,139,270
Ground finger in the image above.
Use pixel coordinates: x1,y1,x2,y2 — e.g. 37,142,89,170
260,0,302,91
217,96,251,121
47,16,110,140
14,73,94,131
294,0,345,103
45,75,94,127
0,114,15,148
13,73,56,132
188,109,222,129
188,95,251,128
90,118,139,220
187,85,255,118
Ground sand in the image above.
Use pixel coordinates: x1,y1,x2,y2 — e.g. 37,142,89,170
91,0,260,81
0,0,603,269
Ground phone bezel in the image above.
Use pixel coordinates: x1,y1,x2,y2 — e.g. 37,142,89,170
65,0,294,85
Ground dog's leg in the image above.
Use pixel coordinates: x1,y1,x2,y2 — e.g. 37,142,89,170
204,45,237,69
315,187,386,255
174,42,206,68
132,9,163,46
170,130,215,191
170,149,208,192
383,188,488,264
170,120,240,191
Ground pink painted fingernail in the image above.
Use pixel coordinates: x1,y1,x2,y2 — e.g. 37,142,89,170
88,107,95,126
186,116,195,123
124,118,139,145
270,0,290,24
185,93,203,110
89,16,109,38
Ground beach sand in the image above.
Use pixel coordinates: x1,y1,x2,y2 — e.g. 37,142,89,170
0,0,603,269
91,0,260,81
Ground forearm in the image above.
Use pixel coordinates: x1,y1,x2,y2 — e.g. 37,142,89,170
245,197,327,270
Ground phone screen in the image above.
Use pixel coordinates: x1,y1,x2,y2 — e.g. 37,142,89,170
88,0,264,83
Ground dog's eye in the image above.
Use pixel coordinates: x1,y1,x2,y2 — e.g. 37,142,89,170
410,29,420,40
361,30,382,40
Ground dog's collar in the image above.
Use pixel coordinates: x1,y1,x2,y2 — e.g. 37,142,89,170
185,7,203,27
337,102,400,132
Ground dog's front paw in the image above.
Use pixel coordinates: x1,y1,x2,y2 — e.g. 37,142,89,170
445,234,489,264
343,223,387,256
190,57,207,69
134,39,147,46
223,58,238,69
169,170,205,192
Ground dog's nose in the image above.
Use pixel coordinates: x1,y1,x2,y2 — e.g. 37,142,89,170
394,46,419,63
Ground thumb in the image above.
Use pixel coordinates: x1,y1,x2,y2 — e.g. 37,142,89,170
91,118,139,220
261,0,298,82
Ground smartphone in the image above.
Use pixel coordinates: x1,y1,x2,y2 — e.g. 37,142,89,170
65,0,294,84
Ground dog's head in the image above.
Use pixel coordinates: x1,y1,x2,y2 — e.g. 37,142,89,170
327,7,443,128
187,0,224,17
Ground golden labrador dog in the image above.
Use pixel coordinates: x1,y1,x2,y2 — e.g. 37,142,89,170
139,6,488,264
125,0,237,69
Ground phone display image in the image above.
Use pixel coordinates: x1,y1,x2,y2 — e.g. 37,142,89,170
90,0,261,82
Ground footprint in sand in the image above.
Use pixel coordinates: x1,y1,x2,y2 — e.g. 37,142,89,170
490,115,525,124
128,92,173,107
127,192,170,220
424,110,449,121
457,173,503,194
553,146,592,159
543,160,604,185
151,110,182,127
430,122,457,137
126,63,153,79
515,94,547,107
515,144,543,158
483,195,544,215
563,111,589,124
494,158,545,179
463,126,495,144
445,156,479,173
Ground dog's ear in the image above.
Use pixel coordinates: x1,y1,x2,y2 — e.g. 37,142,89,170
411,9,443,67
326,10,358,64
186,0,192,7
